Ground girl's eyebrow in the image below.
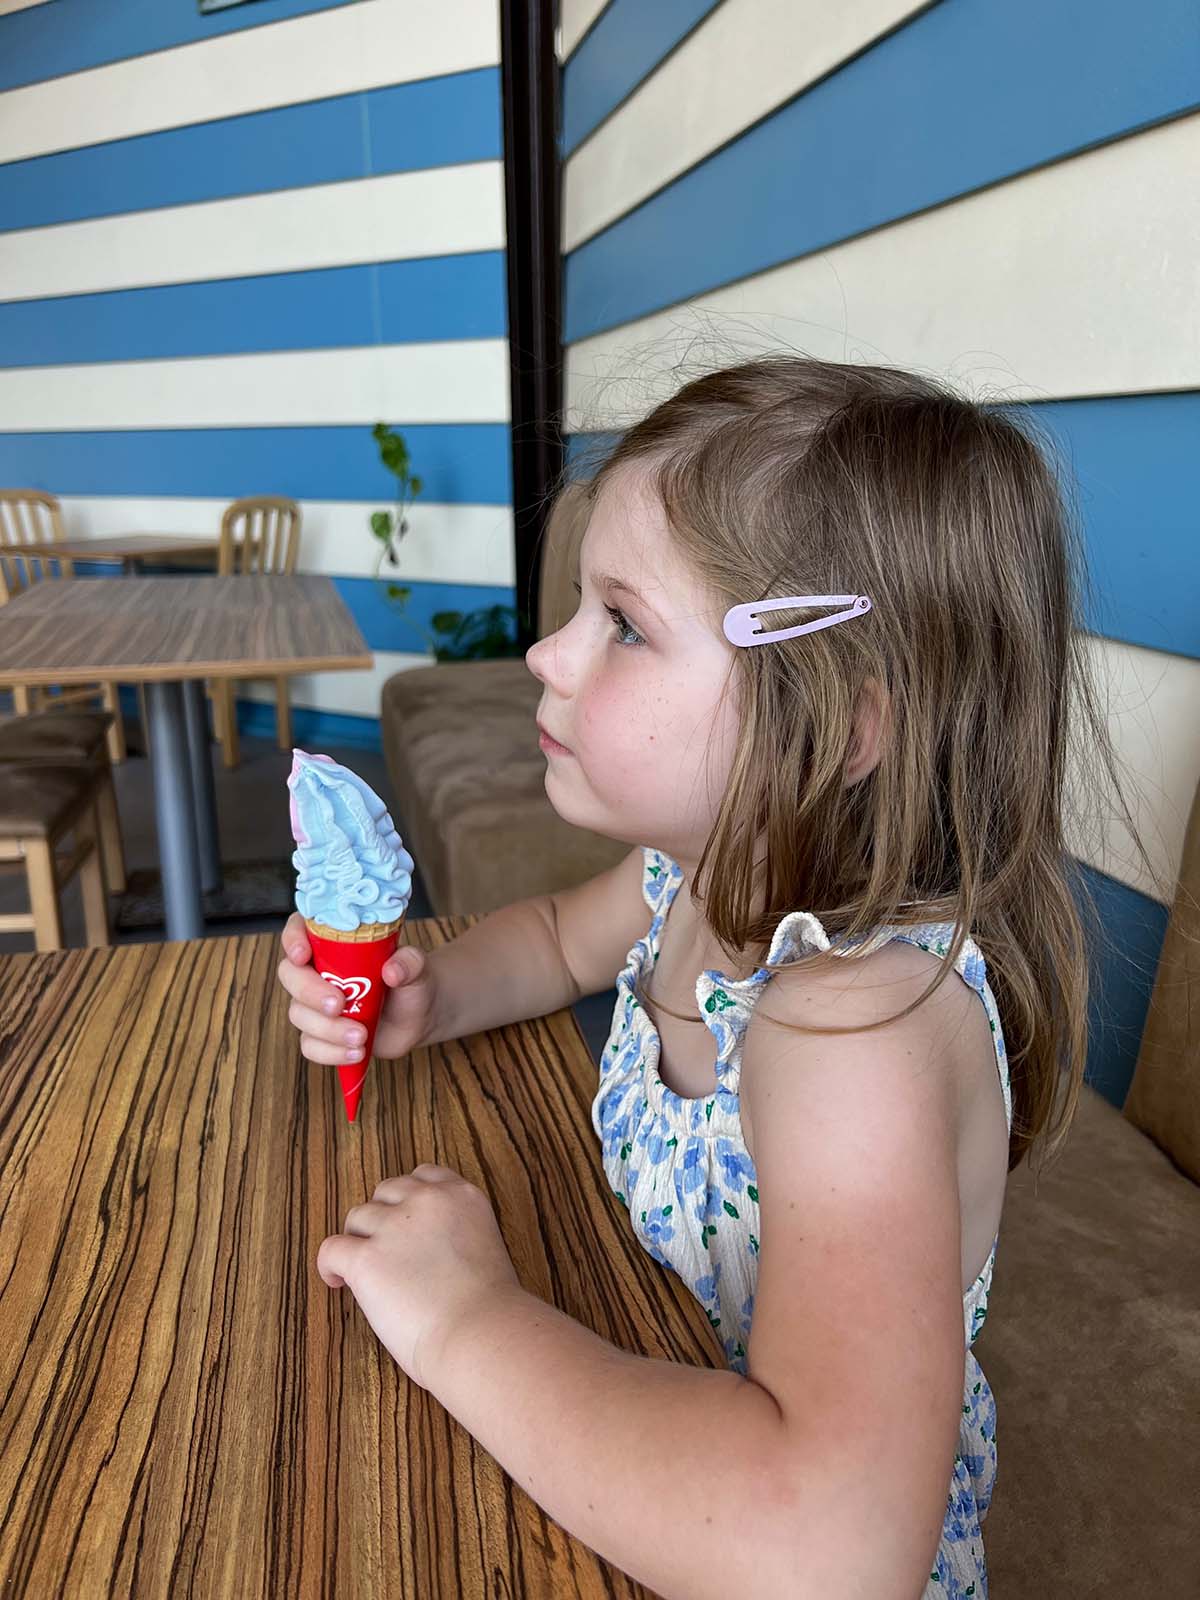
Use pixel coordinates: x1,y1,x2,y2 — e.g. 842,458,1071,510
590,569,665,625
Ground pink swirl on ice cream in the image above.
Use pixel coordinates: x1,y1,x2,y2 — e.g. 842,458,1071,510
288,749,414,931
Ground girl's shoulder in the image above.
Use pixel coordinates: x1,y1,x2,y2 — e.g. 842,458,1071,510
753,930,981,1034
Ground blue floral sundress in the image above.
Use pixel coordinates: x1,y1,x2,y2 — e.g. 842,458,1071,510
591,848,1012,1599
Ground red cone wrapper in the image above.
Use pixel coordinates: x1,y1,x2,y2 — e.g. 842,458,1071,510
305,918,403,1122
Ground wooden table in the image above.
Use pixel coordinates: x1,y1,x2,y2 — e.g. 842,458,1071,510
0,925,721,1599
0,576,371,940
2,533,221,570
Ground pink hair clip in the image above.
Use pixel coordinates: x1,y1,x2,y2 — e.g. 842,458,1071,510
723,594,873,647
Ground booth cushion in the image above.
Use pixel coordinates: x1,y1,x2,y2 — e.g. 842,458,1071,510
976,1084,1200,1592
1124,775,1200,1183
380,659,625,915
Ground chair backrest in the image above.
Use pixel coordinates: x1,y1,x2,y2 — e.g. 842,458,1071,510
536,480,593,640
0,488,72,599
219,496,301,576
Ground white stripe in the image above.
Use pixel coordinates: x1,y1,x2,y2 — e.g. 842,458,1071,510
0,0,501,164
1067,635,1200,906
564,0,925,251
0,163,504,303
58,497,516,586
240,649,435,718
0,0,52,15
559,0,609,61
0,340,509,430
564,112,1200,425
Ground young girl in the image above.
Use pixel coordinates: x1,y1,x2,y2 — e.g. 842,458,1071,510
277,356,1112,1598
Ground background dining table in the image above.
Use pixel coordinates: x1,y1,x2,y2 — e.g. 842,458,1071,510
0,573,372,939
1,532,221,572
0,919,722,1599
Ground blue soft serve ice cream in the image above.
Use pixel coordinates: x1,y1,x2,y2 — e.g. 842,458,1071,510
288,750,414,932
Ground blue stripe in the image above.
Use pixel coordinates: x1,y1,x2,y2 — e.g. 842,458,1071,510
561,0,721,155
235,700,384,753
1034,393,1200,661
331,575,519,652
0,0,358,95
566,391,1200,662
0,254,507,367
0,425,512,503
114,684,386,754
1077,860,1169,1109
564,0,1200,341
0,69,502,233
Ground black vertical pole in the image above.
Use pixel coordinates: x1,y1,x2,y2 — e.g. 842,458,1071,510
499,0,562,651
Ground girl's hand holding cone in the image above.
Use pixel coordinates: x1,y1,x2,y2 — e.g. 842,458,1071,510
278,911,442,1066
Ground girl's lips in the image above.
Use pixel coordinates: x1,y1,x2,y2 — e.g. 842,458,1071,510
537,725,572,756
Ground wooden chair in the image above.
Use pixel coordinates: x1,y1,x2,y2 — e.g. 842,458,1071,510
0,708,127,896
0,490,127,766
208,496,302,770
0,764,110,951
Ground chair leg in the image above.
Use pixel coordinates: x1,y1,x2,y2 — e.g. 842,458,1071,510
97,768,127,895
13,683,33,716
78,806,111,948
24,836,63,952
275,675,292,752
101,682,127,764
209,679,227,750
136,683,150,752
216,681,240,770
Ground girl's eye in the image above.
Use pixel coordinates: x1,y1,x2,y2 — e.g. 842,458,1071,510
571,579,645,648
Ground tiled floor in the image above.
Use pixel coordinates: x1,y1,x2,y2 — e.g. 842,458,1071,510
0,721,616,1063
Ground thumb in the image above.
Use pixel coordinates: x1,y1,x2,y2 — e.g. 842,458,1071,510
383,947,423,987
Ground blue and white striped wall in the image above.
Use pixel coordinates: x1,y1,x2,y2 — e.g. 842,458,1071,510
558,0,1200,1106
0,0,515,744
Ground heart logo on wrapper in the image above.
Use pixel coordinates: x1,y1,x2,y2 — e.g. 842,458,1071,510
320,972,373,1015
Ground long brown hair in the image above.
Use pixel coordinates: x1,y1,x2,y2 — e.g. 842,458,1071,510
573,355,1169,1174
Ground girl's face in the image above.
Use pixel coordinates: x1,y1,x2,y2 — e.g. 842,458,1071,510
526,468,741,865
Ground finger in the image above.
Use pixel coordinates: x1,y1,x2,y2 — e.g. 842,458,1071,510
289,999,368,1051
299,1031,365,1067
371,1175,412,1204
277,958,349,1016
382,946,423,987
371,1168,454,1204
343,1201,393,1237
281,913,311,965
317,1232,365,1289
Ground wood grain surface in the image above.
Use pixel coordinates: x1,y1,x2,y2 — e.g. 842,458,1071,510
0,922,722,1599
0,575,371,685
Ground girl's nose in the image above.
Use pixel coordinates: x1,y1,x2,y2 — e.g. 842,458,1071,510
525,634,549,683
526,629,570,691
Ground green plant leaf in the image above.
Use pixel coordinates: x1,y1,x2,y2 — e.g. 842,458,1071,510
370,510,393,541
409,474,423,496
385,584,411,602
431,610,464,634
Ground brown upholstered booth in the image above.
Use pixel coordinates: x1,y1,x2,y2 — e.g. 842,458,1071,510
977,779,1200,1593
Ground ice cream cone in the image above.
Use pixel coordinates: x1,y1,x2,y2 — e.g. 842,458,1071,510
305,914,406,1122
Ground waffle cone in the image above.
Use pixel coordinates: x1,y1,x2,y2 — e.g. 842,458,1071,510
304,914,406,943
